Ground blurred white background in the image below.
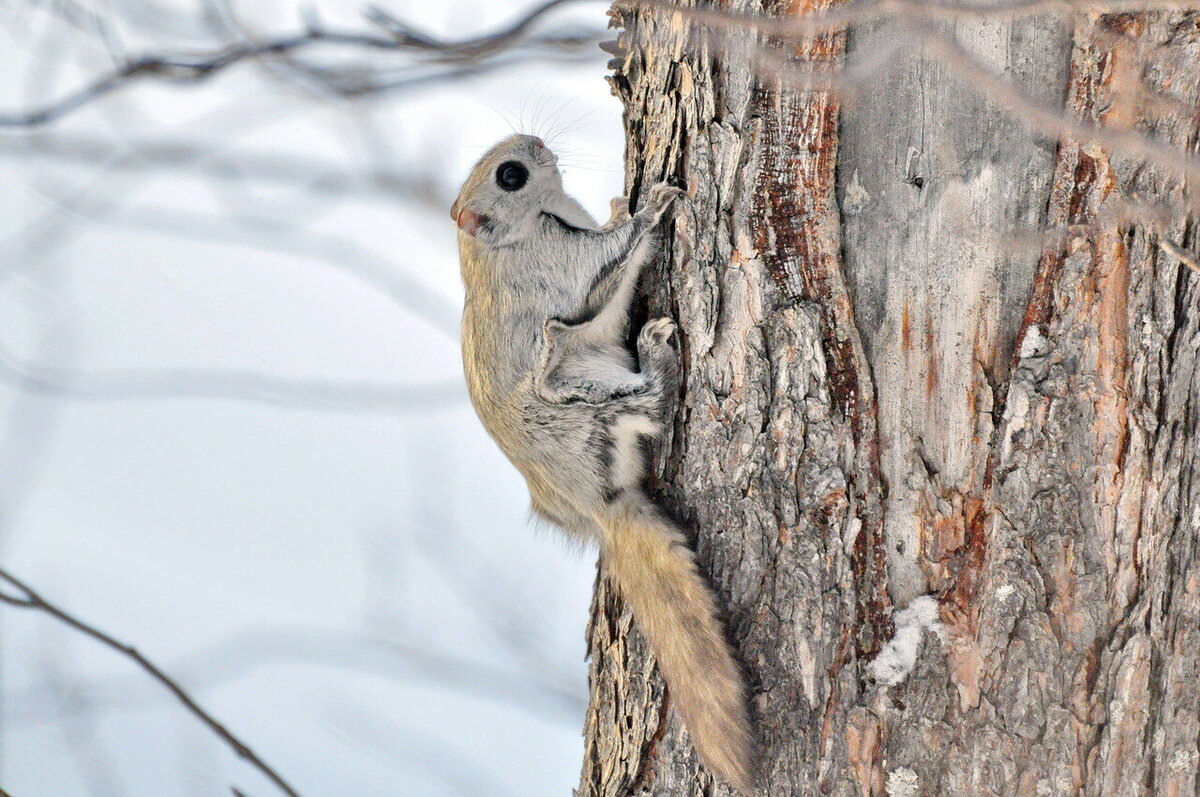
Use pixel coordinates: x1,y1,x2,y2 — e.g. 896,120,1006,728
0,1,624,794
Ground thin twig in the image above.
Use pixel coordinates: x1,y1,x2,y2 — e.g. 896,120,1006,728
0,568,302,797
364,0,591,58
0,2,602,127
907,21,1200,190
0,134,452,209
1157,236,1200,273
4,623,586,729
0,350,465,414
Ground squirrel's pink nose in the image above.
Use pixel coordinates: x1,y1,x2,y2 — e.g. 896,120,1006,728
531,137,546,149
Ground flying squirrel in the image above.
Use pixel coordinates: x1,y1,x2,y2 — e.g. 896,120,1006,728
452,134,754,794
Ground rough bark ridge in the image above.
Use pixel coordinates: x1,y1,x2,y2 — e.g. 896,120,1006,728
582,2,887,794
581,3,1200,795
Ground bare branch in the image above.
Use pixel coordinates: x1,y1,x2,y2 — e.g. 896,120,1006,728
364,0,590,58
0,2,604,127
1157,236,1200,274
907,20,1200,193
0,349,466,414
0,568,303,797
6,624,586,729
0,134,453,211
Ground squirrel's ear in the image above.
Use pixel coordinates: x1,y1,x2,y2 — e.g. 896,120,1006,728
450,198,461,223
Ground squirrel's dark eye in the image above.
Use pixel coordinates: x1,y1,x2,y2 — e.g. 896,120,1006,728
495,161,528,192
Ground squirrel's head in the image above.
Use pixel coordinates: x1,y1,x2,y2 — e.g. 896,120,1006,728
451,134,562,246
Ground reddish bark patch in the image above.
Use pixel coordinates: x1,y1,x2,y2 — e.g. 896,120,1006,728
942,494,990,617
1067,152,1099,225
746,10,891,659
845,707,885,797
924,314,939,398
969,23,1135,640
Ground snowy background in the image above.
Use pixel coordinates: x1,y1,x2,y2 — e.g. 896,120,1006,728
0,1,624,794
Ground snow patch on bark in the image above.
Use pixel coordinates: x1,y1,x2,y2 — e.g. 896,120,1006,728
869,595,942,687
1168,749,1198,773
1020,324,1047,358
886,767,919,797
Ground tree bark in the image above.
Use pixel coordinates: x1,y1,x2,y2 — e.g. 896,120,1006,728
581,3,1200,796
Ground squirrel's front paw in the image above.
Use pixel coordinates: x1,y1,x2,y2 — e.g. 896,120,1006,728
639,317,678,347
637,318,679,375
645,182,685,217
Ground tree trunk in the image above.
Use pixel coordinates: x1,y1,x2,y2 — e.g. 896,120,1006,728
580,2,1200,795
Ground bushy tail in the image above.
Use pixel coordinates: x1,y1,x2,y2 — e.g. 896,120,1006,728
598,494,754,795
